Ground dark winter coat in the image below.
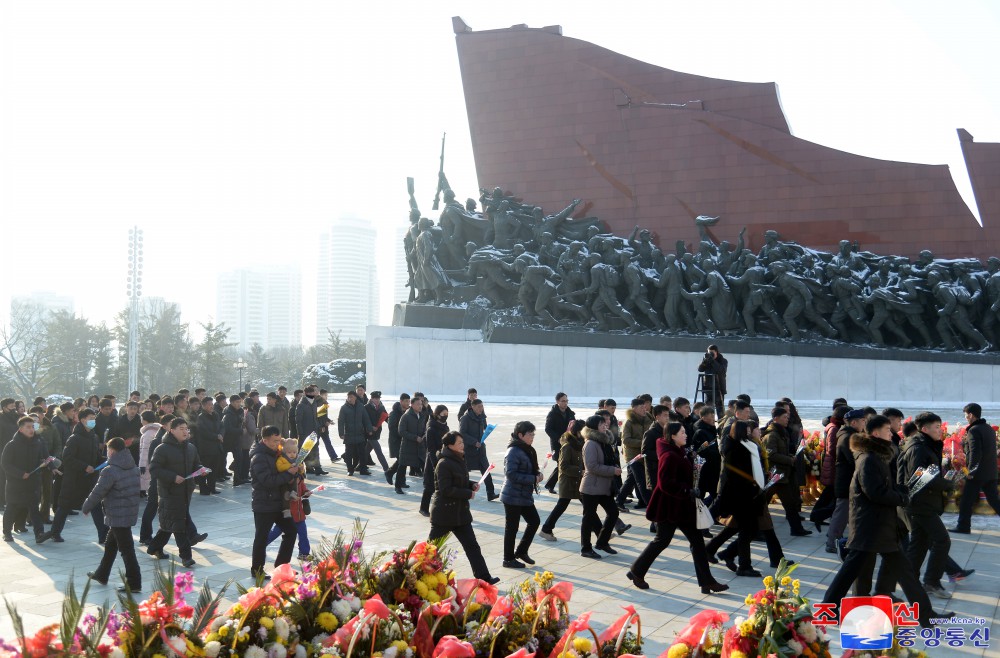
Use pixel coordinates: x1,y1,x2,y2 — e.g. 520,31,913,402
459,409,489,471
387,402,405,458
425,417,449,461
820,420,843,486
646,438,696,526
697,352,728,396
59,424,103,509
258,403,289,439
691,419,721,497
114,412,142,440
1,430,49,498
338,400,373,445
195,410,223,459
221,406,244,452
94,411,117,443
0,410,19,453
52,412,73,450
249,441,296,515
398,408,426,466
716,429,765,518
556,431,585,500
641,422,665,491
544,404,575,448
81,448,140,527
580,428,618,496
898,432,952,516
294,396,320,441
149,433,201,532
834,425,859,499
501,439,539,506
364,401,388,441
430,446,476,528
762,422,795,481
288,398,300,438
964,418,998,482
847,433,909,553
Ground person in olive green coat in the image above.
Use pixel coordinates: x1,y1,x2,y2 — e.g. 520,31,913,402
539,421,590,540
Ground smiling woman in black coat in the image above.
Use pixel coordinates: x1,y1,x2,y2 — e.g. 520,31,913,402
428,431,498,585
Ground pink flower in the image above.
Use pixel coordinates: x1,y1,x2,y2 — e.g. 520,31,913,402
432,635,475,658
363,594,391,620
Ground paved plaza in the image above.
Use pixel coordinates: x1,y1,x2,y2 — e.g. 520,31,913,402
1,402,998,656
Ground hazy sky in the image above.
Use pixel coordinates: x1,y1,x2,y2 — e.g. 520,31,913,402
2,1,999,346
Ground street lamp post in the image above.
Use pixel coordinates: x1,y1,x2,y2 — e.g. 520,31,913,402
234,357,247,392
126,227,144,395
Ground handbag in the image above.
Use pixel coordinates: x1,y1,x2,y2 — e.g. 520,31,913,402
695,498,713,529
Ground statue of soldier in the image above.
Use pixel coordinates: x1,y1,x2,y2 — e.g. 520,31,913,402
757,230,788,265
726,252,787,337
464,243,520,307
830,239,868,276
582,253,640,331
982,257,1000,345
403,208,420,302
927,271,990,351
490,200,526,250
513,259,589,327
654,254,689,332
555,241,590,301
413,218,452,304
536,232,565,268
683,282,717,334
628,227,657,268
767,262,838,340
530,199,586,243
623,256,665,330
680,261,740,333
439,188,487,268
828,265,871,342
861,274,914,347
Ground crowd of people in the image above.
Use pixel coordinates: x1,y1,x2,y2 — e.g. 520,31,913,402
1,372,998,624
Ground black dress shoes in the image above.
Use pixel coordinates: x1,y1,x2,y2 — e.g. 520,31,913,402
626,571,649,590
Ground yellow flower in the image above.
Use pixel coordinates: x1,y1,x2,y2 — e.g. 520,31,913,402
572,637,592,653
260,617,274,630
744,595,755,606
206,633,219,643
426,591,441,603
436,572,448,586
218,626,230,639
781,576,792,586
763,576,775,588
739,620,755,637
730,652,748,658
415,581,429,598
231,604,244,616
421,574,438,588
666,644,691,658
153,654,167,658
468,602,481,614
316,612,339,633
392,641,409,652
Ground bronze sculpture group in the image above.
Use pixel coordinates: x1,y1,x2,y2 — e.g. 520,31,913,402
404,180,1000,353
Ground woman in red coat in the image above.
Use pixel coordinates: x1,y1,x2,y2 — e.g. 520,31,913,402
626,422,728,594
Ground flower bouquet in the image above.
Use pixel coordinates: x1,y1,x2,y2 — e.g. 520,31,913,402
203,583,297,658
3,576,110,658
720,560,831,658
111,565,229,658
663,610,728,658
366,539,457,627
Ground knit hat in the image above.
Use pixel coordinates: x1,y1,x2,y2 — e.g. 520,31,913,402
844,409,865,421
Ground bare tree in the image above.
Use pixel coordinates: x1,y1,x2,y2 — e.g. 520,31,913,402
0,301,55,399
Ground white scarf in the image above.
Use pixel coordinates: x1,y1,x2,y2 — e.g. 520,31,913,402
741,439,766,489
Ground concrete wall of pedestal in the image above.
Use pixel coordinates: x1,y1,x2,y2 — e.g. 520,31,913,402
366,326,1000,404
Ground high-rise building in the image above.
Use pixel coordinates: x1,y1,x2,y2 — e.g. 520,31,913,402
317,217,379,342
216,266,302,352
10,292,74,319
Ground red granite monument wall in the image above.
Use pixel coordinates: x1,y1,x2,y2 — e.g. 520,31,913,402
454,18,1000,259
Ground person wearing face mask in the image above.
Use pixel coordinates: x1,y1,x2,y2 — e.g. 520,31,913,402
30,407,61,524
46,408,108,544
419,405,450,517
2,415,56,543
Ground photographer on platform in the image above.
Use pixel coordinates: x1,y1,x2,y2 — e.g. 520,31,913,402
697,345,728,417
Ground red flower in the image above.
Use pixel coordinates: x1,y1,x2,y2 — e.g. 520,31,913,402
394,588,409,603
428,597,453,617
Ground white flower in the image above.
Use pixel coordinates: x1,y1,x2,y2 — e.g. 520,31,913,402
268,643,287,658
331,600,353,623
245,646,268,658
294,645,307,658
345,595,361,612
797,621,818,643
110,648,125,658
465,621,480,633
204,641,222,658
786,639,803,655
273,617,290,640
210,617,226,631
383,648,398,658
404,649,413,658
